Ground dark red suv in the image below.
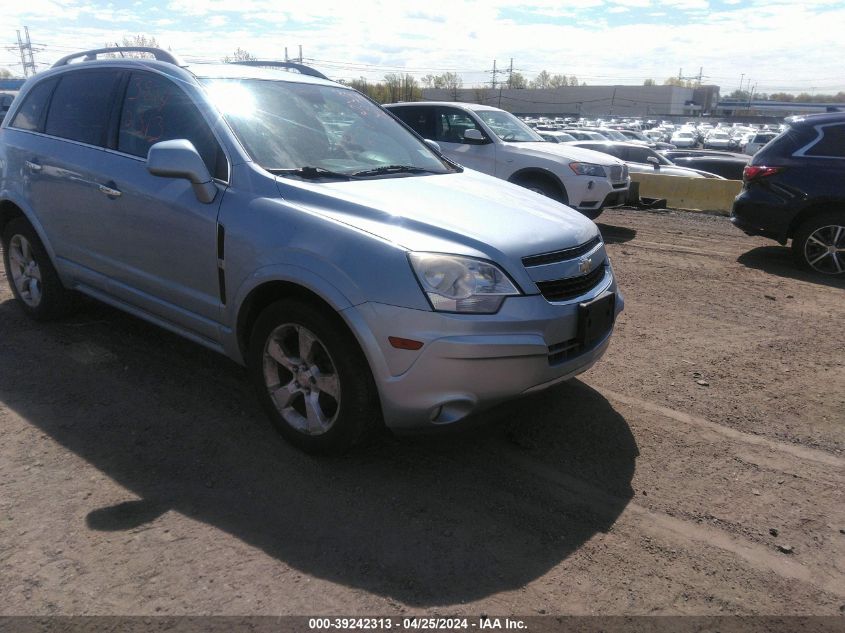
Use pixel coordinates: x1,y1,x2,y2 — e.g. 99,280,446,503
731,112,845,277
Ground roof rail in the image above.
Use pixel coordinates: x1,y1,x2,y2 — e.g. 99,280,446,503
52,47,186,68
230,60,329,81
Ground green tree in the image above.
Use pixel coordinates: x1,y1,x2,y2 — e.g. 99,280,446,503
0,68,12,78
664,76,695,88
643,78,656,86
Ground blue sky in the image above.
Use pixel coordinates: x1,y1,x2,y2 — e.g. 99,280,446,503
2,0,843,94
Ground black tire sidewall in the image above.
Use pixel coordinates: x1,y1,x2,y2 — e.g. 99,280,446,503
792,212,845,277
247,298,380,455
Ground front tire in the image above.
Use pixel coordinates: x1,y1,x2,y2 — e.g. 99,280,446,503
2,217,75,320
792,213,845,277
247,298,381,455
514,175,569,205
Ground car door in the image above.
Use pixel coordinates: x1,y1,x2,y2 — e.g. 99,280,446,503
95,70,228,340
16,69,128,286
433,107,496,175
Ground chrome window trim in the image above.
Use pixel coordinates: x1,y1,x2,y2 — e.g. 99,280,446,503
793,123,845,161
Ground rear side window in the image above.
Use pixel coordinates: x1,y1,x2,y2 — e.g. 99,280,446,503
806,124,845,158
9,78,58,132
118,72,224,178
391,107,435,139
45,71,122,146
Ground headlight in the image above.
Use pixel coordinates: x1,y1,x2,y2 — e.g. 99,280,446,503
408,253,521,313
569,162,607,177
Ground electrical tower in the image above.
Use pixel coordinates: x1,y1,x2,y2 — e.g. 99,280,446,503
16,27,37,77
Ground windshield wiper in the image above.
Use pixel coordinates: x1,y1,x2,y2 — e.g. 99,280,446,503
269,166,359,181
351,165,437,177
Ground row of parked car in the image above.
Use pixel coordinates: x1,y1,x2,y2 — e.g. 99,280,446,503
0,48,841,457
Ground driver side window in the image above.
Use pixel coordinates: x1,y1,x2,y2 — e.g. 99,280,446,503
436,109,481,144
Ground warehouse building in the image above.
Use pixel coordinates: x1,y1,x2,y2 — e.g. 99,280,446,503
421,84,720,118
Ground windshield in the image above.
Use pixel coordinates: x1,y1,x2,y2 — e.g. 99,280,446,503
474,110,544,142
201,78,452,176
602,129,629,141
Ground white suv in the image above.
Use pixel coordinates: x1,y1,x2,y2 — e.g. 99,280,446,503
386,102,629,219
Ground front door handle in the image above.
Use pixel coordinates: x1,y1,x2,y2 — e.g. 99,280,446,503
98,183,122,198
24,160,42,172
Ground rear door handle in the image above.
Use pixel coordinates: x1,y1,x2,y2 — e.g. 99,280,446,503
98,184,122,198
24,160,42,172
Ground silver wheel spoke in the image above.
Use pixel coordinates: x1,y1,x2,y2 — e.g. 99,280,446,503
303,392,329,433
20,238,31,262
809,251,828,266
833,253,844,274
28,278,41,303
313,369,340,399
807,235,827,248
298,327,318,363
29,265,41,281
270,380,300,410
833,226,844,247
267,339,297,372
8,248,25,268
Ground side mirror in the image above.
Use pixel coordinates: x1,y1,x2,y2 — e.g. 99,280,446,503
424,139,441,153
147,139,217,204
647,156,660,169
462,128,488,144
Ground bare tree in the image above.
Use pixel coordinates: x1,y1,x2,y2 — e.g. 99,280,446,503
223,48,256,63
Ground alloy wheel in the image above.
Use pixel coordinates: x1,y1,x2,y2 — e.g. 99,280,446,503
262,323,341,435
7,234,43,307
804,224,845,275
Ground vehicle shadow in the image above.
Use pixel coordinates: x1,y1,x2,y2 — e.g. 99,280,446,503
737,245,845,289
0,297,638,606
596,223,637,244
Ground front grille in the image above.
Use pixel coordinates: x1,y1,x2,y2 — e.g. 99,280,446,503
610,165,623,182
536,265,605,302
522,235,601,267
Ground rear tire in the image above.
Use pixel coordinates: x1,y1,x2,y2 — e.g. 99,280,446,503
247,297,381,455
2,217,75,320
791,212,845,277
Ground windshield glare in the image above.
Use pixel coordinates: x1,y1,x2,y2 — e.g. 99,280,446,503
475,110,543,142
202,78,451,176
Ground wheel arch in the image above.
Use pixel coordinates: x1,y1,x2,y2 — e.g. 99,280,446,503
786,201,845,240
507,167,569,202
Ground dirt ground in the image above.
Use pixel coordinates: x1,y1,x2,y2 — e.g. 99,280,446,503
0,207,843,617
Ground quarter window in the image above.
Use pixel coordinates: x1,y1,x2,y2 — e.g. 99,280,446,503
9,78,58,132
806,124,845,158
118,72,224,178
45,71,121,146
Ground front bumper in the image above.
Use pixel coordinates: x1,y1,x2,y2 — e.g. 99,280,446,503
341,267,623,430
569,177,630,212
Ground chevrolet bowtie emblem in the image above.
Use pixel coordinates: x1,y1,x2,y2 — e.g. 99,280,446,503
579,257,593,274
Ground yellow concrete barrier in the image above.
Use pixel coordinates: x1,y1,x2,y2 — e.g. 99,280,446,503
631,173,742,215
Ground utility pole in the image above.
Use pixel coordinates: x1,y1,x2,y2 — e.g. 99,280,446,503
739,73,744,94
285,47,288,62
298,45,303,63
507,57,513,89
697,66,703,86
610,85,617,115
16,27,37,77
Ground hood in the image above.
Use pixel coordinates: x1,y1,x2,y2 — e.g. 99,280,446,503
502,141,626,166
274,169,599,263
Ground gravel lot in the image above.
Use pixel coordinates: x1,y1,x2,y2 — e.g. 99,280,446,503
1,207,843,616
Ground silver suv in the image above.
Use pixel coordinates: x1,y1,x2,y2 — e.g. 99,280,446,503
0,47,623,454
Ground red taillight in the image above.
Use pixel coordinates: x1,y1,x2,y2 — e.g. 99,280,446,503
743,165,782,182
